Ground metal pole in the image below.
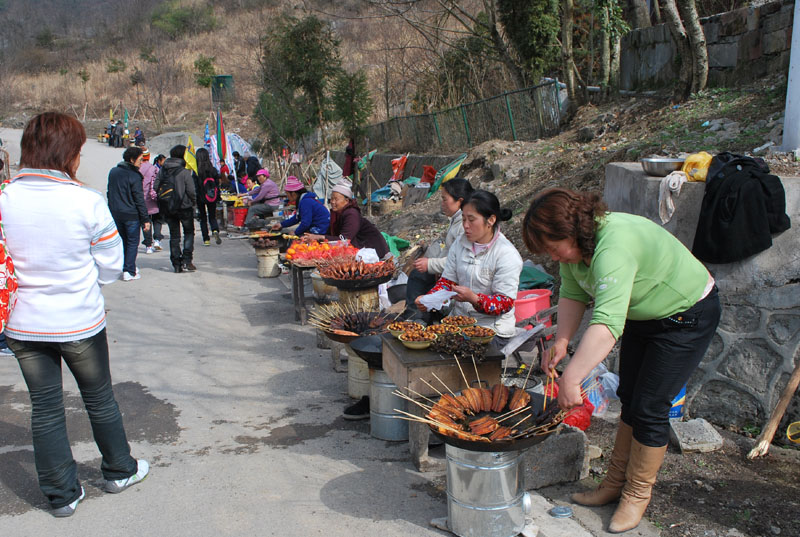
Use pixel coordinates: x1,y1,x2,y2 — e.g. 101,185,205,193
460,105,471,147
504,93,517,141
323,150,330,209
432,112,443,146
781,0,800,153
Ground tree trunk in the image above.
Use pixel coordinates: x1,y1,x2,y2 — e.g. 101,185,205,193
630,0,652,28
561,0,577,108
610,34,622,92
601,7,611,97
677,0,708,94
661,0,693,100
653,0,662,24
486,5,528,89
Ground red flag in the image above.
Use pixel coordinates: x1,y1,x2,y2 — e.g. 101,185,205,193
216,110,227,162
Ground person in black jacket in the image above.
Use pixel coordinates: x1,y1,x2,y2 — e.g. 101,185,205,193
194,148,222,246
155,145,197,273
107,146,151,281
232,151,246,181
245,152,260,180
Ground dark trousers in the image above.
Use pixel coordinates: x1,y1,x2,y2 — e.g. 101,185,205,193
618,287,721,447
113,217,140,276
165,208,195,267
197,201,219,241
404,269,439,323
142,212,164,247
7,329,137,509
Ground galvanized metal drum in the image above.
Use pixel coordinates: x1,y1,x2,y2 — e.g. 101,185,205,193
369,368,408,441
347,352,370,399
446,444,531,537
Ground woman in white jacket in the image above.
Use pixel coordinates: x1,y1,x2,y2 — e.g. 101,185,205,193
416,190,523,338
1,112,149,518
405,178,473,321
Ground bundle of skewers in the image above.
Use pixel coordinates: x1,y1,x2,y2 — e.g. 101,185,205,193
317,258,396,280
392,353,600,446
308,302,398,338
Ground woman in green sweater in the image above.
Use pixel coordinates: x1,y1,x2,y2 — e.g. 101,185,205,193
522,188,721,534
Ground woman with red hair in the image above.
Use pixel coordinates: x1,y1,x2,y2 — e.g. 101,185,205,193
0,112,149,517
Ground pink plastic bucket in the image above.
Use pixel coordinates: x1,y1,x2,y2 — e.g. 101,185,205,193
515,289,553,329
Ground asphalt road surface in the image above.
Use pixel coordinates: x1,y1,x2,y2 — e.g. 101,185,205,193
0,130,447,536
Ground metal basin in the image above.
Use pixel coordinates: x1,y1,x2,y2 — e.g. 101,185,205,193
640,157,685,177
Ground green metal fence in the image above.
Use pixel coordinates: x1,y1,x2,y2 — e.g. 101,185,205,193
366,80,561,153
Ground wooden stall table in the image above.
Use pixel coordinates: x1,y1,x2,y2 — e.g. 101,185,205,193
289,261,316,324
380,333,504,471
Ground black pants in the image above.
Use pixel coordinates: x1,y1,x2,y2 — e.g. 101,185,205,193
142,212,164,247
197,201,219,242
164,208,194,267
404,269,442,323
618,286,721,447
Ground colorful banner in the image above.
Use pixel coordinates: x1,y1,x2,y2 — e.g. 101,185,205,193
185,136,198,174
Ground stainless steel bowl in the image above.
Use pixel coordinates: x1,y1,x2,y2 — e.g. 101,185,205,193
640,157,685,177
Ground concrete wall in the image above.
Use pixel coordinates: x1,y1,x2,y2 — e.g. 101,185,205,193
604,162,800,431
329,150,458,189
620,0,794,90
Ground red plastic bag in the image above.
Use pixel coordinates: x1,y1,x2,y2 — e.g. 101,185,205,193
542,380,594,431
421,165,436,184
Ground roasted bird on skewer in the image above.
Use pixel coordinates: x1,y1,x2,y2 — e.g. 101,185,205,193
318,258,395,280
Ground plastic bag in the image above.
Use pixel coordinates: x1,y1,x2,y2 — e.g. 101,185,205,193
419,289,457,311
682,151,713,182
355,248,379,263
582,364,610,416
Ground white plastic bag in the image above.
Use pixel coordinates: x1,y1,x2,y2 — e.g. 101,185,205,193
419,289,457,311
582,364,611,416
355,248,379,263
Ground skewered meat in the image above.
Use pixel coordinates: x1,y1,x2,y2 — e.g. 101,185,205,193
489,426,513,441
508,388,531,411
469,416,500,436
430,333,486,362
464,388,483,414
491,384,510,413
480,388,493,412
455,394,474,415
318,258,396,280
432,400,466,421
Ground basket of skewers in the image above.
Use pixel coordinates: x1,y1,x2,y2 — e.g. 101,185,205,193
318,258,396,289
309,303,397,344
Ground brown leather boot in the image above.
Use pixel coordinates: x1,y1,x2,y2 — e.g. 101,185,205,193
608,439,667,533
572,421,633,506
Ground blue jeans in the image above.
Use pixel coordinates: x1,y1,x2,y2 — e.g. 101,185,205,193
7,329,137,509
114,217,141,276
618,287,721,447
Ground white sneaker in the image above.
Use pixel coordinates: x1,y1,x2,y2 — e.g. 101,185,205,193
52,486,85,517
145,246,155,254
104,459,149,493
153,240,163,251
122,271,141,281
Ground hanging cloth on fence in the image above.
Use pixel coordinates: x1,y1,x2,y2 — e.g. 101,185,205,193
427,153,467,198
313,156,343,200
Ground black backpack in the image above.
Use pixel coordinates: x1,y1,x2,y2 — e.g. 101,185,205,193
156,168,182,215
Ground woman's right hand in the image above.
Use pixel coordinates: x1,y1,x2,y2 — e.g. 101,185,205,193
542,338,569,377
270,222,281,231
414,296,428,312
413,257,429,272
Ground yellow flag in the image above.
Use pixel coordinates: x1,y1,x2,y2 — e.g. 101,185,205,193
109,108,113,122
185,136,198,174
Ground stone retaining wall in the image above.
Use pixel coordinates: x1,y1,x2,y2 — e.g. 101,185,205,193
620,0,794,90
604,163,800,433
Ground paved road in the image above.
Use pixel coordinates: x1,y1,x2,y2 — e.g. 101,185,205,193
0,132,446,536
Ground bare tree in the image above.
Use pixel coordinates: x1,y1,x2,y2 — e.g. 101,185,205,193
629,0,651,29
561,0,578,108
677,0,708,94
660,0,694,100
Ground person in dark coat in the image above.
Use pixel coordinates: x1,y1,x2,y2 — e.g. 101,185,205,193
245,152,260,180
113,121,124,148
232,151,247,181
107,146,151,280
343,138,355,178
306,180,389,257
154,145,197,273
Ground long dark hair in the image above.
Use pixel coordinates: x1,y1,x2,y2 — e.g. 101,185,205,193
463,190,512,231
522,188,607,260
196,147,215,179
20,112,86,179
441,177,473,207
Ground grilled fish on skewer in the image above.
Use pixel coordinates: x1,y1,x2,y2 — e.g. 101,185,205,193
489,426,514,441
491,384,510,413
469,416,500,436
508,388,531,411
480,388,493,412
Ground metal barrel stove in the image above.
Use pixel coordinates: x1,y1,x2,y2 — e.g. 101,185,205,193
445,444,531,537
369,368,408,441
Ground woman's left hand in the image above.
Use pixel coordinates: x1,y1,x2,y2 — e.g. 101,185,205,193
413,257,429,272
304,233,324,241
451,285,478,306
556,377,584,411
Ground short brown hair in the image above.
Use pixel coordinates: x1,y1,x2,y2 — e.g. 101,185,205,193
20,112,86,179
522,188,607,260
